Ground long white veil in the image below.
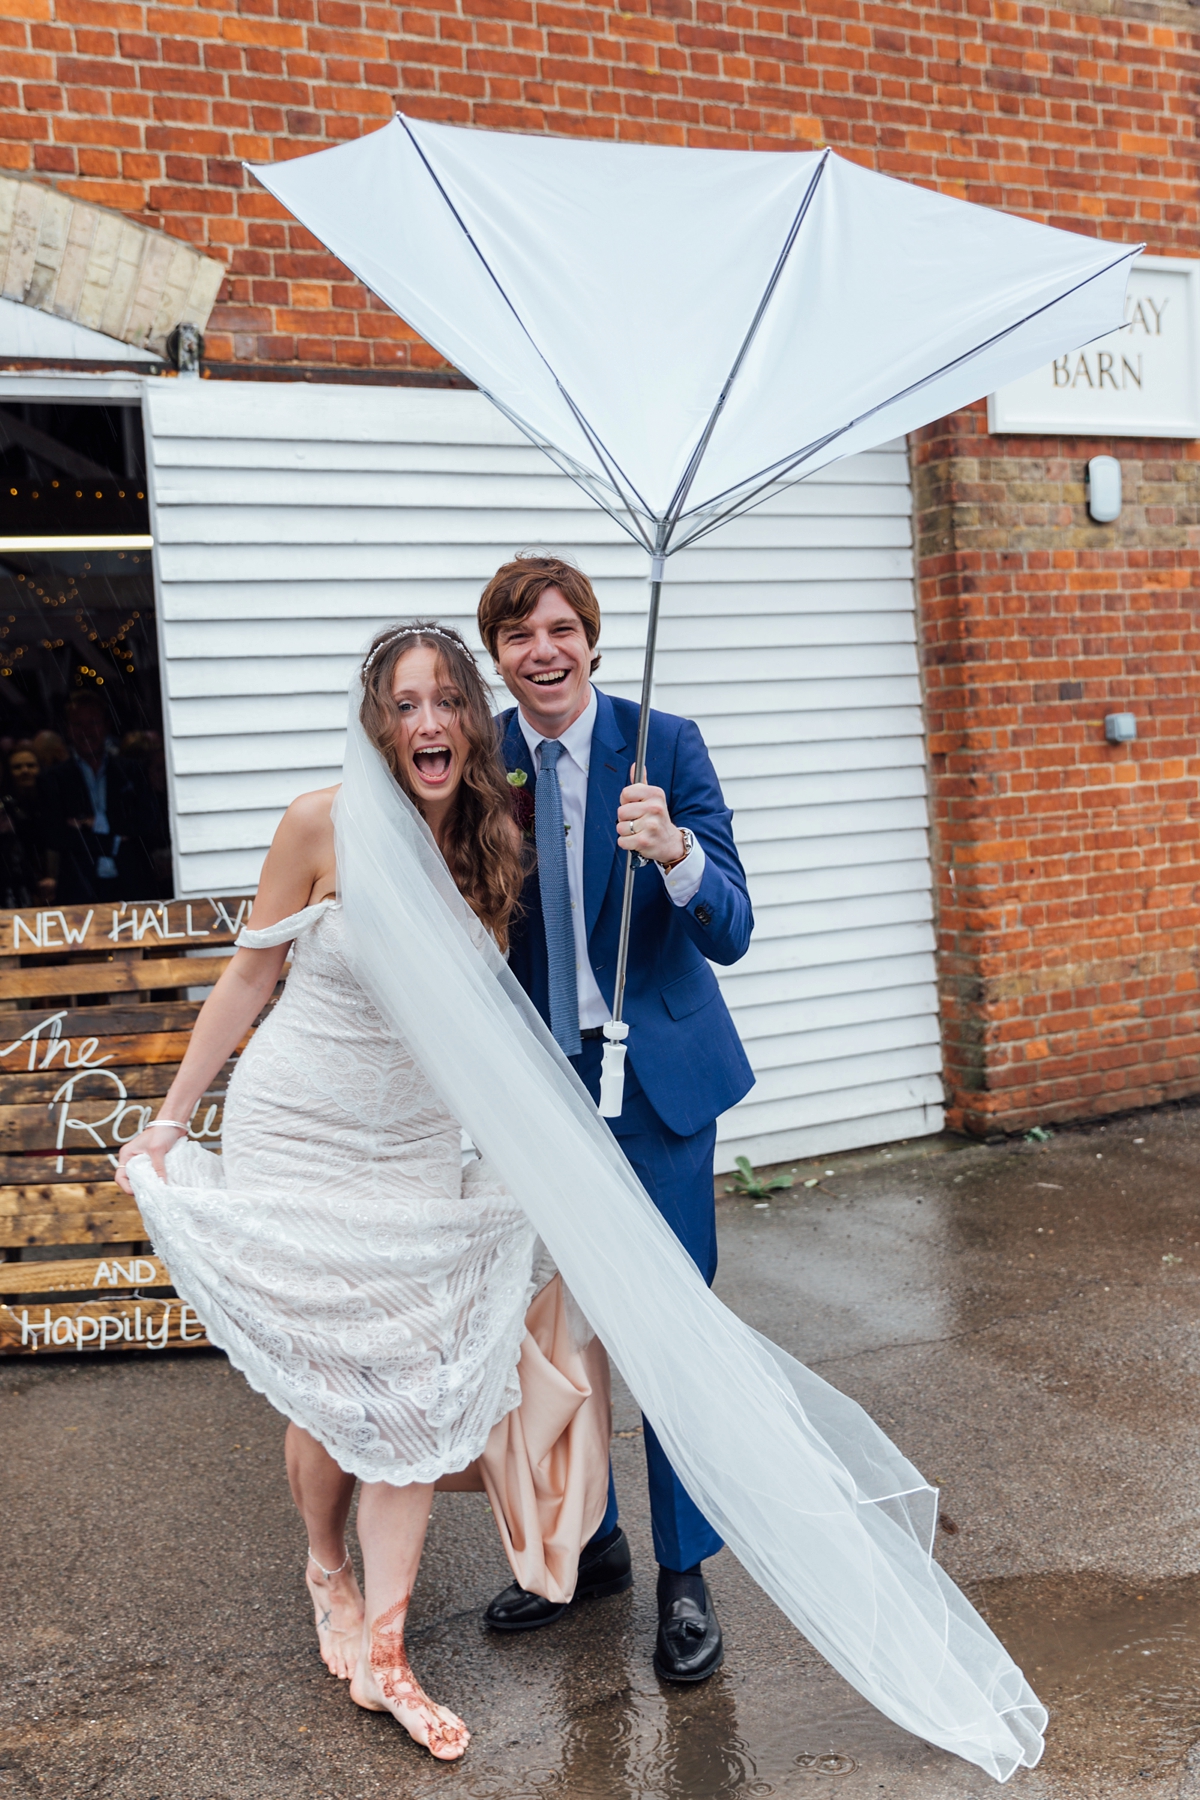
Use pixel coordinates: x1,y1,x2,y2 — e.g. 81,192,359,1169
334,697,1046,1783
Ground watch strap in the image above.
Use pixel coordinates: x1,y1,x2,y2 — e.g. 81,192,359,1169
662,827,695,873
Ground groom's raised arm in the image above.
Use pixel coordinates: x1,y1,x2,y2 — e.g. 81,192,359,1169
664,718,753,967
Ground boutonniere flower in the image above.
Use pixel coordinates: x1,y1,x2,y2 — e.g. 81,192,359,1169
506,767,535,837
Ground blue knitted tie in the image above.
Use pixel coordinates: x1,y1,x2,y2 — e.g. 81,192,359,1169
536,739,580,1057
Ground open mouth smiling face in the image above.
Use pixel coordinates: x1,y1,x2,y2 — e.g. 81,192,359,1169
411,745,454,786
495,587,594,731
390,645,468,806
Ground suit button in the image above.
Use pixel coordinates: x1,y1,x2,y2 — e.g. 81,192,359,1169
695,904,711,927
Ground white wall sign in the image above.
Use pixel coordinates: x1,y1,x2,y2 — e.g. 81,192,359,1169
988,254,1199,438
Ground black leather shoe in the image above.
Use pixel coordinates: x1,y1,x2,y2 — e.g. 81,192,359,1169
484,1525,632,1631
653,1573,724,1683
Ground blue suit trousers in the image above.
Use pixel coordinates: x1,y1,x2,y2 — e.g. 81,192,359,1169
571,1037,724,1572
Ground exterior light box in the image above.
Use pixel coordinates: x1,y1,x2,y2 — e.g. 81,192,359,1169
1086,455,1122,523
988,255,1200,439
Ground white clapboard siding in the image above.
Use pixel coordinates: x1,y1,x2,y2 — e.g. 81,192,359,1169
144,380,942,1169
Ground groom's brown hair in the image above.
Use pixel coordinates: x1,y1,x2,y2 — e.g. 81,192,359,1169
477,554,602,673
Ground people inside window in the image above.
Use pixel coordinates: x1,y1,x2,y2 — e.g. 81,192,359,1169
1,742,50,903
37,693,163,904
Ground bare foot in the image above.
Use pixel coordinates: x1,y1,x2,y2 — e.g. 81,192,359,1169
305,1558,365,1681
349,1598,469,1761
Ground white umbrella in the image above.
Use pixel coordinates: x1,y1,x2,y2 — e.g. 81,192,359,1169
249,117,1139,1113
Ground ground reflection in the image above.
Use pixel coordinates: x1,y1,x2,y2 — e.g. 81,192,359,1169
981,1570,1200,1783
405,1660,770,1800
555,1669,756,1799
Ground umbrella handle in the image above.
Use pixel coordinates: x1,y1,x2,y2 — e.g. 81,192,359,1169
598,1019,630,1118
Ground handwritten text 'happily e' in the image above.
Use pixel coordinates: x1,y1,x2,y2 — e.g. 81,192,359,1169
14,1302,204,1350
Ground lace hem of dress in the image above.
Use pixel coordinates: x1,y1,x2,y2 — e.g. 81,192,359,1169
204,1296,523,1487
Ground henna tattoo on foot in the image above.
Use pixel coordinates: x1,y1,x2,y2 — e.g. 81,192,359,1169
364,1595,470,1760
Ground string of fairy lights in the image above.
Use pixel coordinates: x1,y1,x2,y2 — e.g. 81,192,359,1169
0,554,149,685
6,477,145,506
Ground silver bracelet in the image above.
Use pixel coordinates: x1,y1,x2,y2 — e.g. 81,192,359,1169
148,1118,188,1134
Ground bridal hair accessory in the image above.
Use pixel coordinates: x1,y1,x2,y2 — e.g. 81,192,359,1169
361,622,466,674
307,1547,352,1579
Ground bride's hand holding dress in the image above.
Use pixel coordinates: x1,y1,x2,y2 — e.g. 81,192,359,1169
114,774,339,1192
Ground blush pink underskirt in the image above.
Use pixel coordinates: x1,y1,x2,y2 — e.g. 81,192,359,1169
436,1275,612,1604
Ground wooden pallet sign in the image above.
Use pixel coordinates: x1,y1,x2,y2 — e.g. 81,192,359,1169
0,895,255,1356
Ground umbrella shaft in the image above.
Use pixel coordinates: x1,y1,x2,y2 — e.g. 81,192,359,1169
611,569,664,1025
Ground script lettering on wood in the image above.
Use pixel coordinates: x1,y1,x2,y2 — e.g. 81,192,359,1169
2,1298,206,1353
0,895,259,1357
8,897,251,956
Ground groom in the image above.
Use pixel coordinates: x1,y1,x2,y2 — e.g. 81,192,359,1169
479,554,754,1683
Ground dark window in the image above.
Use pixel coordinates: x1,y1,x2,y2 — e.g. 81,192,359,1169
0,400,149,536
0,402,171,906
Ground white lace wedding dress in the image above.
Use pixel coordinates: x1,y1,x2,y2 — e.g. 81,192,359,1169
133,899,543,1486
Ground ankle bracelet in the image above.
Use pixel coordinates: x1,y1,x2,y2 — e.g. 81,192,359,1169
308,1547,351,1580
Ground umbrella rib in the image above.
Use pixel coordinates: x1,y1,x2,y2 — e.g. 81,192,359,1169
668,241,1144,550
247,135,652,540
549,385,659,542
660,150,830,543
396,115,659,531
668,431,848,553
469,386,655,550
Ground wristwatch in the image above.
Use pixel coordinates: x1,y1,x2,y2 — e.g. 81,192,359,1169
662,827,695,873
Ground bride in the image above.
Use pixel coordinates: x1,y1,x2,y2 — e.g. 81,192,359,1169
115,621,609,1761
119,619,1048,1783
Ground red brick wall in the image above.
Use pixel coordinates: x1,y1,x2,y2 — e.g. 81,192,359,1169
915,407,1200,1136
1,0,1195,372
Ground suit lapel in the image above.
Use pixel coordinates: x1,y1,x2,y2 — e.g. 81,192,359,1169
584,688,629,939
500,708,536,788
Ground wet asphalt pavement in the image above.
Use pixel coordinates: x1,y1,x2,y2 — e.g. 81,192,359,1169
7,1105,1200,1799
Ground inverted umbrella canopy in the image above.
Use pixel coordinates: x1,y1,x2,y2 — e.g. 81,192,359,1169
249,117,1140,1107
250,116,1137,551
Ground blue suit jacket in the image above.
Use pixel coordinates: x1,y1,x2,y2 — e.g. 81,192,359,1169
500,688,755,1138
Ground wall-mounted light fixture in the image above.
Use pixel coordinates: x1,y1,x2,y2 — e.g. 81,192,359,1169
1086,455,1122,523
167,321,203,378
1104,712,1137,743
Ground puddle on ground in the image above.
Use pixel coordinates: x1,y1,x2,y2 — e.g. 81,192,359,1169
398,1665,950,1800
395,1573,1200,1800
978,1570,1200,1784
540,1674,882,1799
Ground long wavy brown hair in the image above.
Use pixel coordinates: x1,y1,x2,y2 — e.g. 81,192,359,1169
359,621,525,951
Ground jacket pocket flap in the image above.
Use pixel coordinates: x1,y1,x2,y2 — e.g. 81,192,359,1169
661,967,717,1022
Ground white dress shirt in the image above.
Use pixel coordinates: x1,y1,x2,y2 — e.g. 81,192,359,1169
518,685,706,1029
